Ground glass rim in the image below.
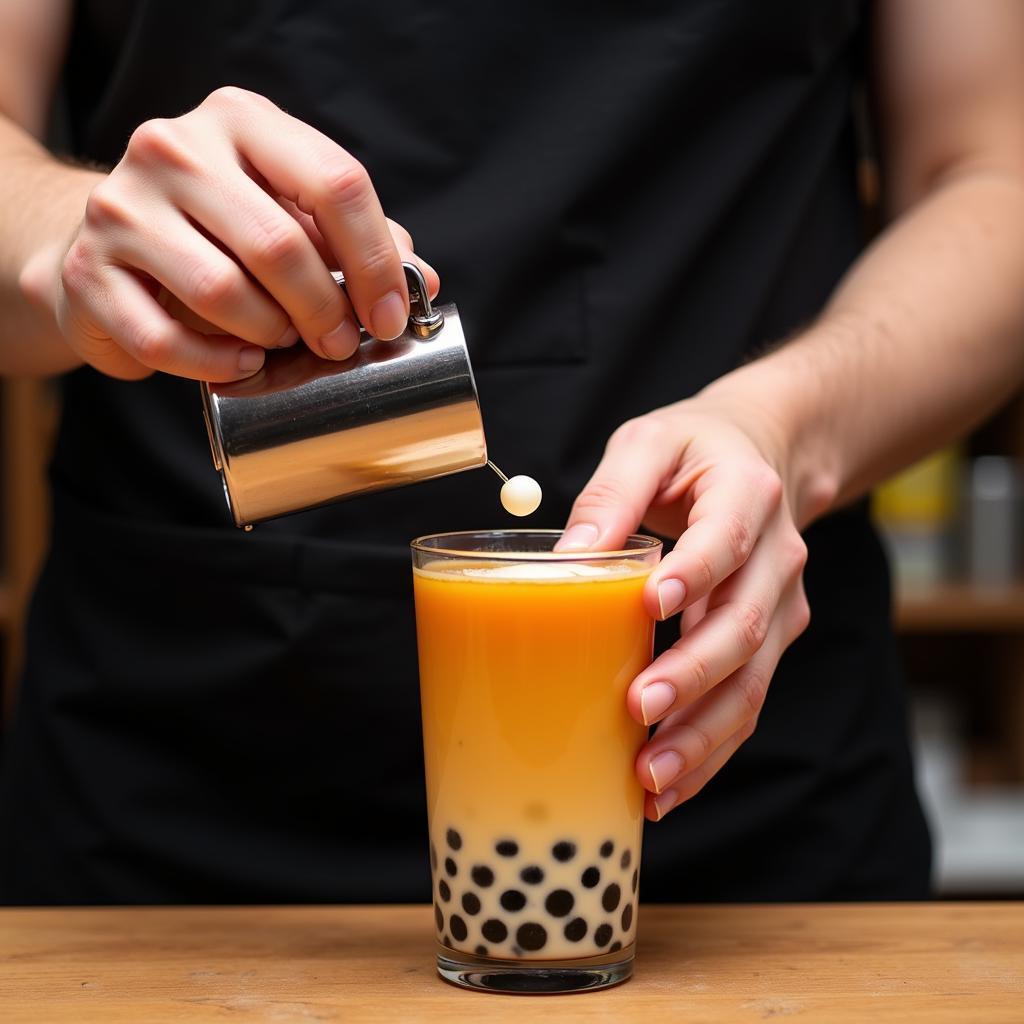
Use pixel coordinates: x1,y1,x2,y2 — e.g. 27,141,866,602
410,528,662,561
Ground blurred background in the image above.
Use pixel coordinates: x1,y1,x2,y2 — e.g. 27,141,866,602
0,376,1021,898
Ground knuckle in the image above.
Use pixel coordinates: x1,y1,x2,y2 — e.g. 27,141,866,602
126,118,190,168
317,157,371,210
740,716,759,742
734,600,769,655
786,533,809,576
610,415,664,451
725,512,754,566
681,722,714,762
205,85,262,111
187,261,242,310
682,649,713,698
756,464,784,507
60,241,94,296
790,596,811,638
131,321,174,366
736,665,769,718
691,551,715,594
354,240,400,283
84,182,133,229
574,478,630,513
247,216,306,268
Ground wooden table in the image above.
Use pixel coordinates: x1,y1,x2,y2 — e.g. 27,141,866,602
1,904,1021,1022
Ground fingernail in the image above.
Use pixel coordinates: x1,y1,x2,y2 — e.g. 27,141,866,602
237,347,265,376
275,324,300,348
320,318,360,360
653,789,678,822
648,750,684,794
657,578,686,619
640,681,676,726
555,523,600,552
370,290,407,340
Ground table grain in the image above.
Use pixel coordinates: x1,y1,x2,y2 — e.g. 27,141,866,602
1,903,1021,1022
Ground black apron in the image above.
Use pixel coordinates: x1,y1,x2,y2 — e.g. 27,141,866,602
0,0,931,903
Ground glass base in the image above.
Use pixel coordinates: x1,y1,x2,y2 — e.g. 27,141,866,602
436,944,634,994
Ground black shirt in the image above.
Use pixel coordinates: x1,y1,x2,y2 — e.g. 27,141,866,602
0,0,930,903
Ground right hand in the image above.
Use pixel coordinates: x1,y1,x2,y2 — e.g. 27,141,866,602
54,86,437,382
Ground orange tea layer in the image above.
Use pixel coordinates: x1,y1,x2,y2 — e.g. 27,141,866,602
413,557,654,960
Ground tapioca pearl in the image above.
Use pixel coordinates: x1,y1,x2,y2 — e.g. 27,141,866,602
520,865,544,885
599,840,614,858
631,868,638,894
564,917,588,943
500,889,526,912
581,866,601,888
444,857,457,877
438,880,451,902
450,915,468,942
461,892,481,916
621,903,633,931
482,919,508,943
496,839,518,857
435,905,444,933
430,843,438,871
552,841,576,862
620,849,631,870
475,945,488,957
602,883,621,912
544,889,575,918
594,923,613,947
446,828,462,851
471,865,494,887
609,940,622,953
516,923,548,952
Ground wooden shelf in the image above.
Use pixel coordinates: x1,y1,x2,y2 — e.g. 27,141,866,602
895,581,1024,632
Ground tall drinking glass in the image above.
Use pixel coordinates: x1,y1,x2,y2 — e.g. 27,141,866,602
411,530,662,993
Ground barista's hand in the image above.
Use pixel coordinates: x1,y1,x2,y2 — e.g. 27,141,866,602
51,87,437,381
557,389,810,821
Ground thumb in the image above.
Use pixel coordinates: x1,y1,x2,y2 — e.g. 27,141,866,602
556,419,677,552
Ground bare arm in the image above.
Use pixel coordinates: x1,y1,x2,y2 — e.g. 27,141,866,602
559,0,1024,820
0,0,101,374
711,0,1024,526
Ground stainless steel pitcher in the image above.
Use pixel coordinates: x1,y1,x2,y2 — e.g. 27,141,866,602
200,263,486,528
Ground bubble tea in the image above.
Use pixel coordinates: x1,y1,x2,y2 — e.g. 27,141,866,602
411,530,661,993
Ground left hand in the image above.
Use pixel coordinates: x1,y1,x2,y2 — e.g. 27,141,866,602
556,391,811,821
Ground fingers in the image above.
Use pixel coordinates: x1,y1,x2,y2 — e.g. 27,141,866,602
59,259,266,382
212,88,410,340
642,460,784,620
386,218,440,298
173,169,360,360
555,417,681,552
628,519,808,728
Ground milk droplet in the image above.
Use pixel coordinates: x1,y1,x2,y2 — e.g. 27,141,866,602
500,475,542,517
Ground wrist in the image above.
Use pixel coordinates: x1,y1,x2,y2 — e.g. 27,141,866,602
698,333,842,529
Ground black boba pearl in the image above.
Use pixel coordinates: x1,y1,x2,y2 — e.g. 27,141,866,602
552,841,576,862
520,865,544,885
450,914,468,942
500,889,526,912
594,923,613,947
496,840,519,857
581,867,601,888
564,917,588,942
438,880,451,902
471,865,494,888
602,883,621,912
462,892,481,916
430,843,438,871
444,857,457,877
609,941,622,953
482,919,508,943
475,944,488,956
621,903,634,931
599,840,614,858
446,828,462,851
544,889,575,918
620,849,632,870
435,904,444,932
516,923,548,951
632,868,639,894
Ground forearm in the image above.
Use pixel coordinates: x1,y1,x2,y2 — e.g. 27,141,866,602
705,168,1024,528
0,114,100,375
